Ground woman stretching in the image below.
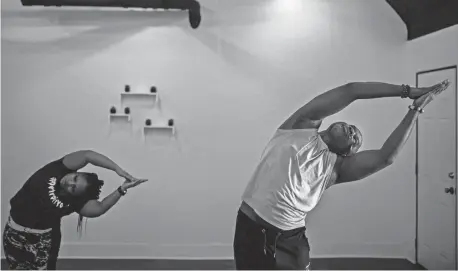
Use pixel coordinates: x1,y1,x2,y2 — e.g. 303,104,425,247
3,150,148,270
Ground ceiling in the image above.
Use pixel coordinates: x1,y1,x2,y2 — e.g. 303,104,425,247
386,0,458,40
14,0,458,38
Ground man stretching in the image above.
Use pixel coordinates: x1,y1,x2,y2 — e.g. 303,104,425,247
233,80,450,270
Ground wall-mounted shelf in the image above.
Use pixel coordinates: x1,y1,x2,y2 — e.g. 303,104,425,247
143,125,175,135
109,114,131,121
121,92,158,103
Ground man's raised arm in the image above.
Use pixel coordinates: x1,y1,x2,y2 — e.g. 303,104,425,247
280,82,437,130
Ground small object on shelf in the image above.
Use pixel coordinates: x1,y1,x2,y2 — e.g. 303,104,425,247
110,106,117,114
150,86,157,93
168,119,174,126
188,1,201,29
124,107,130,114
125,85,130,93
145,119,152,126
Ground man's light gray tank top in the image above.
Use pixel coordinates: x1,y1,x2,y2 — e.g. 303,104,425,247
242,128,337,230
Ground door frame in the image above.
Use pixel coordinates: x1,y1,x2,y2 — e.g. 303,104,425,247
415,65,458,269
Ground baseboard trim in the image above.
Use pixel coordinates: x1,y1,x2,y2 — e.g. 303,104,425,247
1,256,415,262
309,240,415,260
1,241,416,261
1,257,237,262
0,255,414,263
1,257,424,270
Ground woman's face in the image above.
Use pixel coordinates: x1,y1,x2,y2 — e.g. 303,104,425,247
60,173,89,197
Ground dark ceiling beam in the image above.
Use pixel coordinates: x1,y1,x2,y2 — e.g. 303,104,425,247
407,1,458,40
20,0,202,28
386,0,458,40
21,0,196,9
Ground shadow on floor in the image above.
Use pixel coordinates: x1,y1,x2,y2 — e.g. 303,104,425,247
1,258,425,270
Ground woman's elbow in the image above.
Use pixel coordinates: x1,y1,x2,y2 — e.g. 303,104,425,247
83,211,104,218
79,205,106,218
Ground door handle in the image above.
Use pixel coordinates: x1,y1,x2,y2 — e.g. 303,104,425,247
445,187,455,195
449,172,455,179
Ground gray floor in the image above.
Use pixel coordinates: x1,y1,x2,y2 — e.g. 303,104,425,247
1,258,425,270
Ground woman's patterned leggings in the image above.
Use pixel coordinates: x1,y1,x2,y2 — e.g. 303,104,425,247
3,223,52,270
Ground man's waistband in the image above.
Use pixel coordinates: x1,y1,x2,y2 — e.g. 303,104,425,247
239,201,305,236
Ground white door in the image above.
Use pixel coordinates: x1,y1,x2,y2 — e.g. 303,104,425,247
417,67,457,270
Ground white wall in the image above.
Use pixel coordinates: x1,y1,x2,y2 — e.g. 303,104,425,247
404,25,458,264
1,0,417,259
406,25,458,74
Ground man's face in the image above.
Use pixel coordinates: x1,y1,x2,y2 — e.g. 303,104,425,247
327,122,363,155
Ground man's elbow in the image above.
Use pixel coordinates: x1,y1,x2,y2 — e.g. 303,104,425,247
341,82,360,99
383,156,395,167
378,148,397,167
345,82,358,88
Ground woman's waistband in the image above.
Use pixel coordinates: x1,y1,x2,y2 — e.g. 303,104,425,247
7,216,52,234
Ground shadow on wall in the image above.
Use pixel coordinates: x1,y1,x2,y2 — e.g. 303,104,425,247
198,2,344,122
2,2,310,93
1,8,188,77
0,3,273,56
180,25,306,94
